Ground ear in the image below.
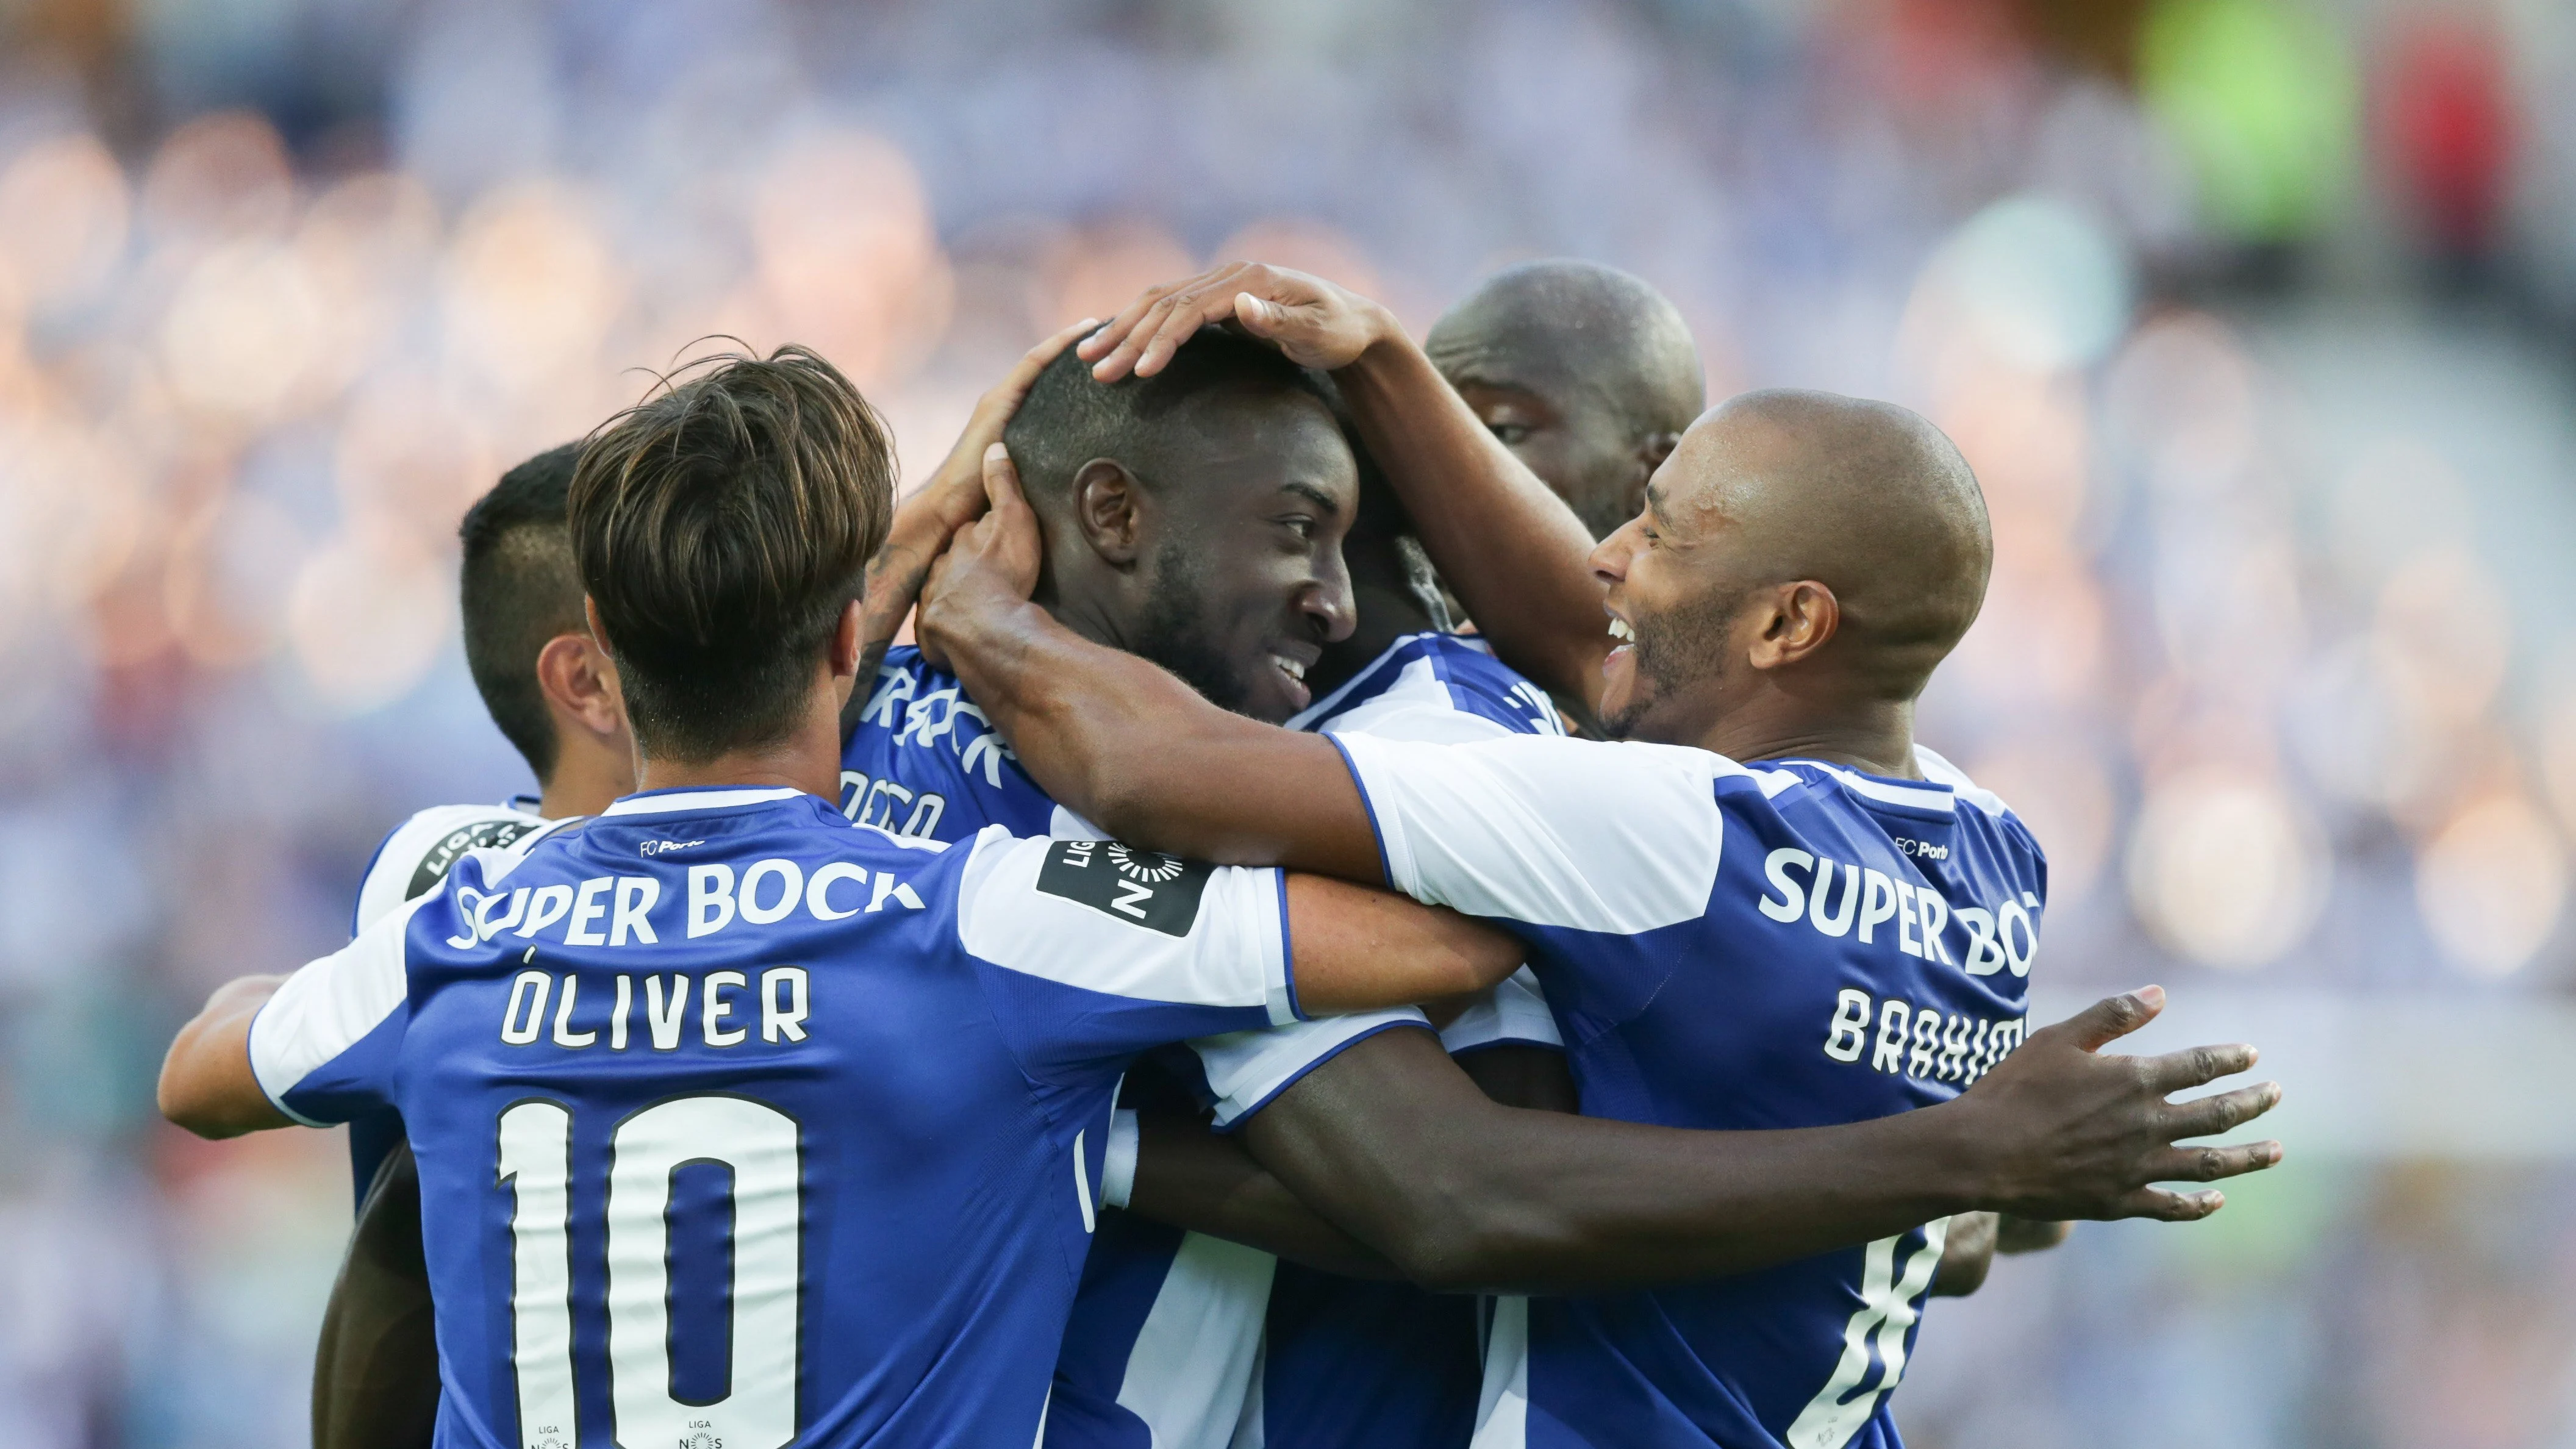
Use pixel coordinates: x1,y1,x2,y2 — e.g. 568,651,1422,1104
1745,580,1840,671
827,599,864,700
1069,459,1148,568
535,631,625,739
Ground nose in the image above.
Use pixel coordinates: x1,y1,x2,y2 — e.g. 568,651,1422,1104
1301,546,1357,644
1590,516,1642,588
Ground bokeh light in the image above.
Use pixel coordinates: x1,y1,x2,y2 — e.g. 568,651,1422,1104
2127,766,2329,968
2414,793,2567,978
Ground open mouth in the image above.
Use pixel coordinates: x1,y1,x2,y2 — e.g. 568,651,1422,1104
1604,613,1635,678
1268,649,1315,708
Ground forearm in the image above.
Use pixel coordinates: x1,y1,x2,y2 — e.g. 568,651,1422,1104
922,595,1377,878
159,975,293,1138
1125,1112,1401,1279
1334,332,1609,711
1243,1031,1984,1294
843,492,974,737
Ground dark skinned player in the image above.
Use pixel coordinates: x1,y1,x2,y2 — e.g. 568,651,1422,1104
868,329,2280,1445
1426,259,1706,543
910,262,2286,1448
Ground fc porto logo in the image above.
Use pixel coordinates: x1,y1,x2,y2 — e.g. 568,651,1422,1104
1036,839,1215,936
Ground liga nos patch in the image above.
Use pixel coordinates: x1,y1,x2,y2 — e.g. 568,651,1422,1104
1035,839,1214,936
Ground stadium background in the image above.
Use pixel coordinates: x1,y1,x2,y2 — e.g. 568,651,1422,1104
0,0,2569,1442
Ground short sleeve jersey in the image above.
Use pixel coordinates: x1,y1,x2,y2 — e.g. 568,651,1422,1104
249,785,1300,1449
1331,734,2044,1449
845,639,1565,1449
342,800,552,1204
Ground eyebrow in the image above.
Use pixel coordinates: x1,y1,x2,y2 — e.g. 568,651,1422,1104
1281,481,1344,514
1646,485,1675,529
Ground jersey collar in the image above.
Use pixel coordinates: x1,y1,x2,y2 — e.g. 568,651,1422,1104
600,785,807,817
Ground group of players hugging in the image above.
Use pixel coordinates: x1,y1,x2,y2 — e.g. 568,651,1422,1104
157,258,2284,1449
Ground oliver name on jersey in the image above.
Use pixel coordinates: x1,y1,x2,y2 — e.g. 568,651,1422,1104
249,785,1306,1449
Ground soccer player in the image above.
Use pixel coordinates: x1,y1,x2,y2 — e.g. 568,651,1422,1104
859,334,2275,1448
843,333,1576,1448
1426,259,1706,543
156,345,1579,1447
912,265,2287,1448
315,441,637,1449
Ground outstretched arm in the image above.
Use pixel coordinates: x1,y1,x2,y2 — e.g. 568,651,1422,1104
1076,264,1613,715
1216,989,2278,1295
842,320,1095,740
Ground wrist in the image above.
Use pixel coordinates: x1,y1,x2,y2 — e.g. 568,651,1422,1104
1898,1097,1998,1217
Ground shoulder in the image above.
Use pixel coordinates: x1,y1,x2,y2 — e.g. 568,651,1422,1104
1305,632,1566,741
352,802,550,935
1911,743,2047,862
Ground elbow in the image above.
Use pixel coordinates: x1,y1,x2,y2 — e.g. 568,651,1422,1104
156,1034,253,1140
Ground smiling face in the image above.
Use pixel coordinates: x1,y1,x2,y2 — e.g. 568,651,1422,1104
1118,388,1360,722
1587,431,1765,744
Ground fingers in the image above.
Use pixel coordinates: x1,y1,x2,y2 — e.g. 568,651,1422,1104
2048,985,2165,1053
2140,1040,2259,1093
2122,1187,2227,1222
1096,272,1248,381
981,442,1029,515
1078,279,1185,363
2158,1080,2283,1143
2146,1138,2284,1184
993,317,1097,400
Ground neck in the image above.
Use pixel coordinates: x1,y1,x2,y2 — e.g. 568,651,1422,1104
1694,693,1920,779
537,734,635,820
634,699,848,803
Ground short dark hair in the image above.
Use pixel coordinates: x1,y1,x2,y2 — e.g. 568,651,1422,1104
458,443,587,781
1004,328,1331,501
568,345,894,764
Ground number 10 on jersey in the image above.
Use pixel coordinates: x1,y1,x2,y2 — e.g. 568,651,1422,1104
496,1095,804,1449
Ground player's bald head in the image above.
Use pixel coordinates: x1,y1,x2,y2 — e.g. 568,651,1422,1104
1596,388,1989,743
1685,389,1988,695
1427,260,1705,538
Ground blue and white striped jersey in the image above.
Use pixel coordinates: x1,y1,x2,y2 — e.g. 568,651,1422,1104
1332,734,2042,1449
844,637,1567,1449
249,785,1300,1449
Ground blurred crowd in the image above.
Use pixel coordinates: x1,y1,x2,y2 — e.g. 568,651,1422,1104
2,0,2575,1444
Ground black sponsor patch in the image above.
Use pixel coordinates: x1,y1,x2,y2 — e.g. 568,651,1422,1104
1034,839,1215,937
406,818,543,900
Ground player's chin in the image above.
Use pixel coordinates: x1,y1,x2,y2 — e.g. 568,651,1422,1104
1598,649,1639,721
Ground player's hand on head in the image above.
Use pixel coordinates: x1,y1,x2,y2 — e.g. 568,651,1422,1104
918,317,1097,536
1079,262,1393,381
917,442,1045,670
1952,985,2285,1224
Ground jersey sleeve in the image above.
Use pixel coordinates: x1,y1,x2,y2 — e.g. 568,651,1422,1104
249,893,429,1126
351,804,546,935
1187,1009,1434,1130
1436,966,1564,1055
1328,732,1728,934
954,829,1299,1075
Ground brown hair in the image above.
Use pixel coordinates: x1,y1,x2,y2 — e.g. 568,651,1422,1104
568,345,894,764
